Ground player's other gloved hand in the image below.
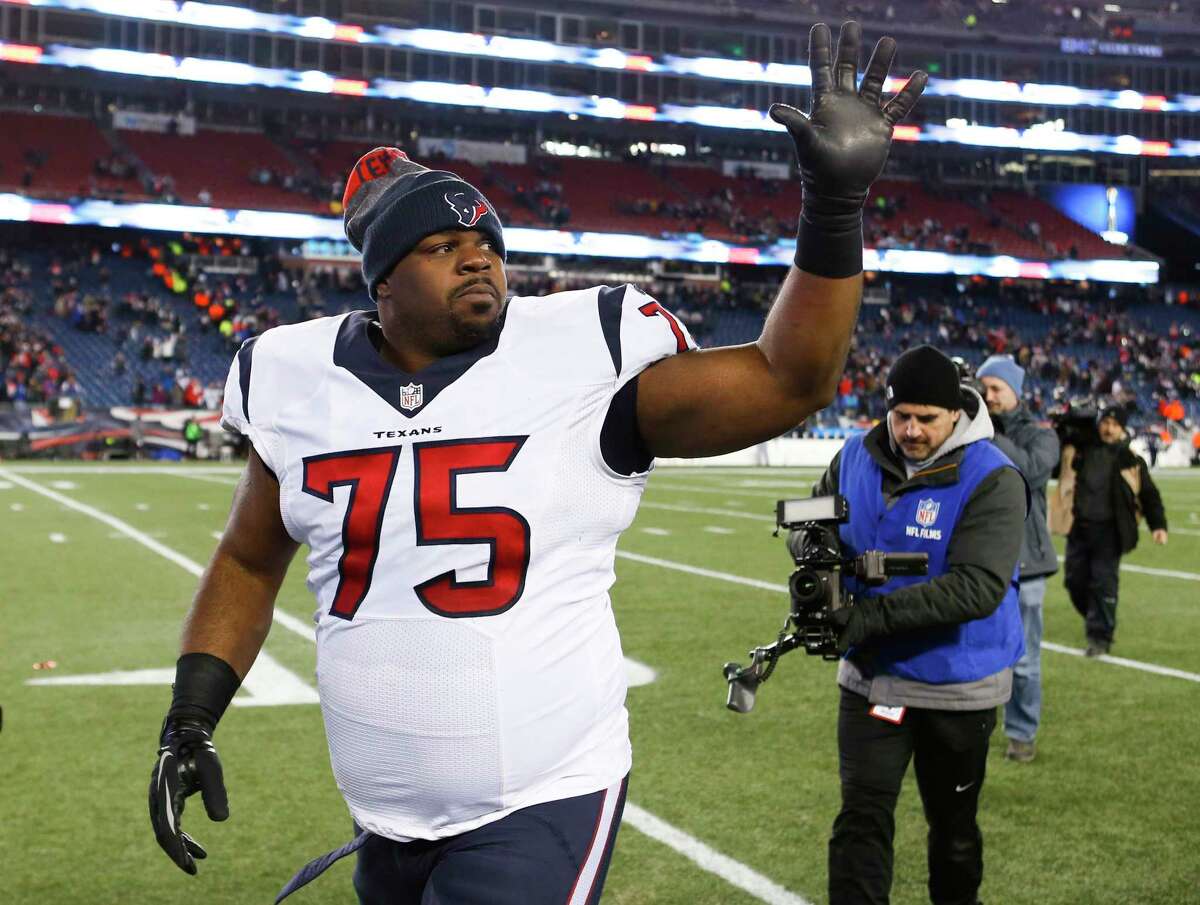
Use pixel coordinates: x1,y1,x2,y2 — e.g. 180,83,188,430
149,715,228,874
148,652,240,875
770,21,927,277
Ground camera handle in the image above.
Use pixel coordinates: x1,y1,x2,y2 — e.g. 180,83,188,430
722,617,803,714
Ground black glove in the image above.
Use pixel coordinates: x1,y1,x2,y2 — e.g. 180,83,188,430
830,605,868,653
149,652,240,875
769,21,927,277
149,716,229,875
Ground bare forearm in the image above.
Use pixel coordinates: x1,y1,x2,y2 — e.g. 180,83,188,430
756,267,863,408
180,545,289,679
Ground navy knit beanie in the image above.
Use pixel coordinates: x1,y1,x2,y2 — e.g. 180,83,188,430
342,147,506,301
885,345,965,411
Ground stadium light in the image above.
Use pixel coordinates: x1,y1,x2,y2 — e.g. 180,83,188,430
0,0,1195,115
4,41,1200,159
0,192,1159,284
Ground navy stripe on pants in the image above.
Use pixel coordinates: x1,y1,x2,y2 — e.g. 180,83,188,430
354,776,629,905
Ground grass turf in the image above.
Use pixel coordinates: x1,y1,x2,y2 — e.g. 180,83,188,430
1,463,1198,904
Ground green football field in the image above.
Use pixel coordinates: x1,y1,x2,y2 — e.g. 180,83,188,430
2,461,1198,905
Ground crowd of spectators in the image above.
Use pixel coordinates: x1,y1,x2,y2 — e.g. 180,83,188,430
617,179,787,244
5,232,1199,450
0,249,81,414
828,281,1200,440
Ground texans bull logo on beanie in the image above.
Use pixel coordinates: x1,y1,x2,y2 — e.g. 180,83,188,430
342,147,506,301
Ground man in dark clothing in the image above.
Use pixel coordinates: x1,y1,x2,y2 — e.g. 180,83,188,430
811,345,1026,905
1060,406,1168,656
978,354,1059,764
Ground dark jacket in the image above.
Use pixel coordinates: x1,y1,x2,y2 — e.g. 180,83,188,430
1070,441,1168,554
991,405,1059,580
814,401,1028,709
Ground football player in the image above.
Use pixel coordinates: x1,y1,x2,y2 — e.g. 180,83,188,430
149,21,926,904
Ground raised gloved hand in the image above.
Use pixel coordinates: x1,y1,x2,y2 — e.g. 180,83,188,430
149,715,229,875
770,22,927,277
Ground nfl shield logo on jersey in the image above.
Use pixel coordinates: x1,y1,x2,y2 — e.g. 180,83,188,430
915,498,940,527
399,382,423,411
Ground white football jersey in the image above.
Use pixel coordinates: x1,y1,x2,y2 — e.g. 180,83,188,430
221,284,695,842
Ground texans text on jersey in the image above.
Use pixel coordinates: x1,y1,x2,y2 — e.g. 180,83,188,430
372,425,444,439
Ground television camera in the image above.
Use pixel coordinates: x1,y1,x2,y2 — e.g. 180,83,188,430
722,494,928,714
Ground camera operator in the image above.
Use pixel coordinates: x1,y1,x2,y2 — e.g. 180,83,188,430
977,355,1059,764
1058,406,1168,657
811,345,1026,905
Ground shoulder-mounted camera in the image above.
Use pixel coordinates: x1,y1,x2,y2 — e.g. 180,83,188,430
722,494,927,714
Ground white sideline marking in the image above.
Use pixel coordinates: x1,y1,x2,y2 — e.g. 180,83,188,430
50,480,77,490
25,660,320,705
642,502,773,523
211,531,224,541
176,472,240,487
1055,553,1200,582
641,527,671,536
1041,643,1200,683
622,804,812,905
29,667,175,687
618,551,787,594
109,530,166,540
616,551,1200,684
0,480,12,489
649,483,782,499
48,533,67,544
705,526,735,535
0,470,775,901
0,468,316,705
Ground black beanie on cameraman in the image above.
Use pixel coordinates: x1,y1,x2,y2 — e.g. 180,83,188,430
885,345,965,411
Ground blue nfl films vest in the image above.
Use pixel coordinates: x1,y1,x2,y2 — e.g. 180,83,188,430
838,435,1025,684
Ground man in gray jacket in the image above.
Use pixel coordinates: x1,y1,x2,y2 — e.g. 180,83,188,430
978,355,1059,764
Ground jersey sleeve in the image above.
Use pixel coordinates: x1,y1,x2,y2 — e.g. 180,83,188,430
596,284,697,477
219,336,281,476
602,283,698,385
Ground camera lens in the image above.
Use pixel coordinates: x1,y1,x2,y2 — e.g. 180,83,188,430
790,567,828,611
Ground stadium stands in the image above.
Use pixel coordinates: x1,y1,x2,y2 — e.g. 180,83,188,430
0,103,1148,265
3,232,1196,433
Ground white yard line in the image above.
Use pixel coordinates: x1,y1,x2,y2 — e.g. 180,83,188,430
616,551,1200,684
1055,553,1200,583
1040,642,1200,682
646,482,783,499
622,804,812,905
641,502,774,523
618,551,788,594
1,466,804,905
174,472,241,487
